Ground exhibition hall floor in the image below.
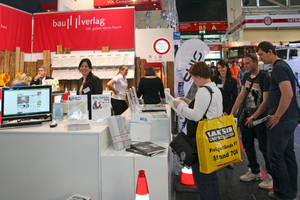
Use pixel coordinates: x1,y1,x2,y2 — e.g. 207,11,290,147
175,125,300,200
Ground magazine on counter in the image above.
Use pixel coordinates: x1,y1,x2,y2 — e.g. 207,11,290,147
125,147,164,157
91,94,111,122
130,141,166,156
107,115,132,150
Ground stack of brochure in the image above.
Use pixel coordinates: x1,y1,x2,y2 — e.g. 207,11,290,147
107,116,132,150
126,141,166,157
139,104,167,112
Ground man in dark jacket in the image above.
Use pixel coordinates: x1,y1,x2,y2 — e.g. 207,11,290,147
30,65,53,85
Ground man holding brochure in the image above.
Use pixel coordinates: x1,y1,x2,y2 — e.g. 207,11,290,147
231,53,272,189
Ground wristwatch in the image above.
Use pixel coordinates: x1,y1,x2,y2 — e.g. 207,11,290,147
251,116,256,121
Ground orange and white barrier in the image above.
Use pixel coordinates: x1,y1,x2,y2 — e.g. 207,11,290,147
180,166,196,187
135,170,150,200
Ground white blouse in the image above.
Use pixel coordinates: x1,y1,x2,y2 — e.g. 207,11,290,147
111,74,128,100
177,82,223,121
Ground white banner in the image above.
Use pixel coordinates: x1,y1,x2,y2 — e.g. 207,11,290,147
174,39,210,98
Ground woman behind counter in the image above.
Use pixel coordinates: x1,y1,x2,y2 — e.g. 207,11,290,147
173,62,223,200
137,65,166,104
107,65,129,115
77,58,103,119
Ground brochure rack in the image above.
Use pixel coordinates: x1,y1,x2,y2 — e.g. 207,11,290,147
51,52,135,80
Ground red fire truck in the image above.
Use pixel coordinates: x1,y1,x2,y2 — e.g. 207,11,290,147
223,45,257,63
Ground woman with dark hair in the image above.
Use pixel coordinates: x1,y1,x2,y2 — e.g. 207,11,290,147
107,65,129,115
211,60,238,170
173,62,223,200
77,58,103,119
212,60,238,116
137,65,166,104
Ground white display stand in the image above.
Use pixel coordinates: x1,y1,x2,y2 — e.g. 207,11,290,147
0,121,112,200
0,106,172,200
101,106,172,200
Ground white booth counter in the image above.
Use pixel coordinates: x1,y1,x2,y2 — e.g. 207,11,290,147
102,105,172,200
0,121,112,200
0,106,172,200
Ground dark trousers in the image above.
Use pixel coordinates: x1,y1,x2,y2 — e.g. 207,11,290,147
189,137,220,200
111,98,128,115
241,122,271,174
267,120,298,200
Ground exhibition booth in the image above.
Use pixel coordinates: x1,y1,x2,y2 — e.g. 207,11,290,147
0,106,172,200
0,3,175,200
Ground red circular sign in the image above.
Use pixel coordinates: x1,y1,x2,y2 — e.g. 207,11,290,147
153,38,170,55
263,17,273,26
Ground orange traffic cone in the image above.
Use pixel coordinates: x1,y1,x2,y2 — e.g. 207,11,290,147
180,166,196,187
135,170,150,200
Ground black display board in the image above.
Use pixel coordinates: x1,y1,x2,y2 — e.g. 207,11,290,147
176,0,227,22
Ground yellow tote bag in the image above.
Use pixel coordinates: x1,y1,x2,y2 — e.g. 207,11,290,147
196,114,242,174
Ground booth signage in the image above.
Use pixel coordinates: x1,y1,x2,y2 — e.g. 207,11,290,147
33,8,135,52
173,32,181,40
207,44,223,51
195,22,210,31
179,23,194,31
179,22,228,32
174,39,210,97
94,0,163,11
153,38,170,55
0,4,32,53
226,14,300,38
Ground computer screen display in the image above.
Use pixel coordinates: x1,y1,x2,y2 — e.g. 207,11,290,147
1,85,52,120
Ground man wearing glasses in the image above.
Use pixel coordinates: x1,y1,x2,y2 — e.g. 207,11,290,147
231,53,272,190
257,41,298,200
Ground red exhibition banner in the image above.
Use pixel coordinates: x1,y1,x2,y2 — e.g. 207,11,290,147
33,7,135,52
0,4,32,53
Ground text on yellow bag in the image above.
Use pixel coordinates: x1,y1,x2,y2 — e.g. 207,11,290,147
196,115,242,174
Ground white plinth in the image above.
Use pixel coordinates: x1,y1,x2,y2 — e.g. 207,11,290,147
101,141,171,200
0,120,112,200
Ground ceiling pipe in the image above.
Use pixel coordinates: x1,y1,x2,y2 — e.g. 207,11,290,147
266,0,290,9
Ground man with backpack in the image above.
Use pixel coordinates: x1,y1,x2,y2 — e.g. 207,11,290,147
257,41,298,200
231,53,272,189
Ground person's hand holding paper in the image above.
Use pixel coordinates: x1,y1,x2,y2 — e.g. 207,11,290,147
164,91,186,111
173,97,191,108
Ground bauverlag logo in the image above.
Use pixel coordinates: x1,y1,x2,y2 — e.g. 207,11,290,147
53,15,105,29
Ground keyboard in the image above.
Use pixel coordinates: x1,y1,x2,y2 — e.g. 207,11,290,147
0,121,43,128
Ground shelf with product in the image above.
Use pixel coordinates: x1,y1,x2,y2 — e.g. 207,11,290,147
50,52,136,92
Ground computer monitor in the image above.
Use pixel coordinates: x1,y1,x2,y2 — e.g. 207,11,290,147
1,85,52,122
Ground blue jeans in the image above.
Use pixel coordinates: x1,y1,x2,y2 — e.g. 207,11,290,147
189,137,220,200
267,120,298,200
241,122,271,175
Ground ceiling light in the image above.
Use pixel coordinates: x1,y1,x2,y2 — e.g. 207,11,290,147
161,10,167,20
144,10,151,19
